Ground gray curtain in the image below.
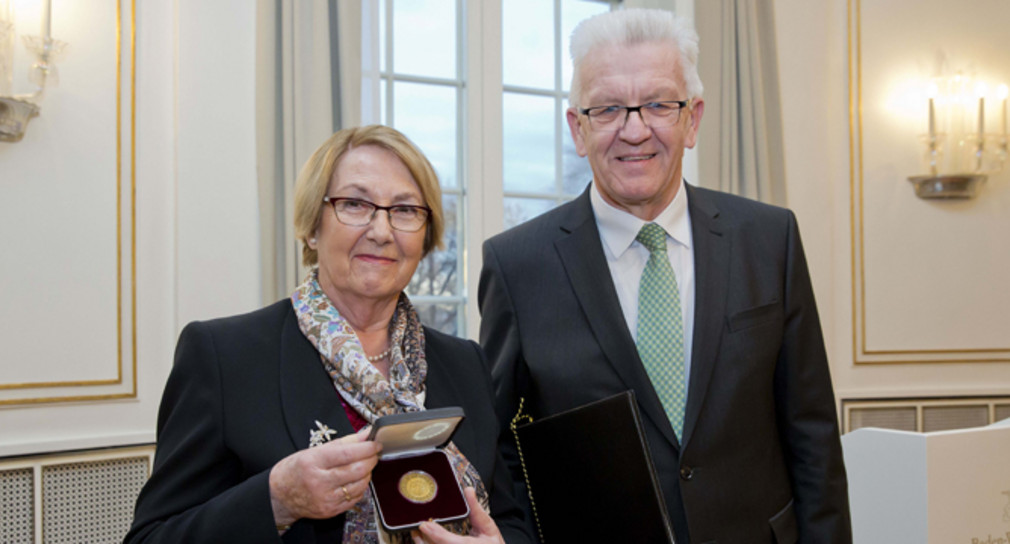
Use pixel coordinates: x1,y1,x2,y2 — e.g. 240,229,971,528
255,0,361,303
696,0,786,205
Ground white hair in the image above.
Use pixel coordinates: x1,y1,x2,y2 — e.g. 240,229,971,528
568,8,703,108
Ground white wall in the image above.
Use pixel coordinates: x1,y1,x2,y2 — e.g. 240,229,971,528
175,0,261,329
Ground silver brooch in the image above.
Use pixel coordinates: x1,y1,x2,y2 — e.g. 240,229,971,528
309,420,337,447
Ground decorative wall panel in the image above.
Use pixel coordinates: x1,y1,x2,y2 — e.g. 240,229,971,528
0,1,137,404
847,0,1010,364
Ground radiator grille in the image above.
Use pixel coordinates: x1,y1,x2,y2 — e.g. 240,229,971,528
0,467,35,544
847,406,916,432
995,403,1010,424
844,397,1010,433
41,457,149,544
922,405,989,432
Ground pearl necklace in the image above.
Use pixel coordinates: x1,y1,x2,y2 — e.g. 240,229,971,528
366,346,392,362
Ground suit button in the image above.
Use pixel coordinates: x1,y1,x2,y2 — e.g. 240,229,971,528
680,466,693,481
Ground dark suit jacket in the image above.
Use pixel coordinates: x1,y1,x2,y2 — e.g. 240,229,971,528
478,184,851,544
125,300,532,544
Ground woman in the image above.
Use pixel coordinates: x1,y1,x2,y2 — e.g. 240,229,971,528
125,125,532,544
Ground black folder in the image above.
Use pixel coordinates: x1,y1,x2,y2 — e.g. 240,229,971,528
512,390,675,543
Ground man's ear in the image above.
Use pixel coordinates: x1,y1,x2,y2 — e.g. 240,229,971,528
566,108,589,157
684,98,704,149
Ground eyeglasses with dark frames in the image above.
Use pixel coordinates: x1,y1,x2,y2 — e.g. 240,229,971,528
578,100,690,132
322,196,431,232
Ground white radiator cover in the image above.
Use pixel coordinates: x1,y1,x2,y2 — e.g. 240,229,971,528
0,446,153,544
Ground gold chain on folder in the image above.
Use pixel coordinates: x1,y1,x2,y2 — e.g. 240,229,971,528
509,397,545,543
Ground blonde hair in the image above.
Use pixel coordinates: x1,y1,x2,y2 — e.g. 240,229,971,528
293,125,444,266
568,8,703,108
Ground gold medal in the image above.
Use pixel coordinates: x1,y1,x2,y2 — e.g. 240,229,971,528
398,470,438,504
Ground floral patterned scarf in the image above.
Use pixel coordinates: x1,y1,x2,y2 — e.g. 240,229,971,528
291,269,489,543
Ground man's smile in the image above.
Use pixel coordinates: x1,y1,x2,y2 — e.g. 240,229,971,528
617,153,657,162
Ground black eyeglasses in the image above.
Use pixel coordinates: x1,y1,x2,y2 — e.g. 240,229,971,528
578,100,690,131
322,197,431,232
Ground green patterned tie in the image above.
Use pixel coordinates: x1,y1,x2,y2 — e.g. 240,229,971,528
635,223,687,440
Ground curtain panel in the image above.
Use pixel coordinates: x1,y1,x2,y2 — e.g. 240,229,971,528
255,0,362,303
697,0,787,205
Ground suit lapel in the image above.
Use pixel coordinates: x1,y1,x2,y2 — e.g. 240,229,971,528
422,336,453,409
680,185,729,448
554,191,681,450
278,306,355,450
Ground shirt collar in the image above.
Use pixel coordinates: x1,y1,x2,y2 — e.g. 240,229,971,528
590,180,693,259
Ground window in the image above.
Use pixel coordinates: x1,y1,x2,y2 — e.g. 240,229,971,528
368,0,466,335
364,0,615,336
501,0,610,229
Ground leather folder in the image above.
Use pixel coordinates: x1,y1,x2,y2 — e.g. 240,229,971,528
512,390,675,543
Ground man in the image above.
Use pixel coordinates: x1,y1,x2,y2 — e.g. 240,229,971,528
478,8,851,543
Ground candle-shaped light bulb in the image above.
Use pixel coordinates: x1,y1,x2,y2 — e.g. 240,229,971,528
998,84,1008,138
976,82,987,136
976,82,987,171
927,82,939,139
42,0,51,38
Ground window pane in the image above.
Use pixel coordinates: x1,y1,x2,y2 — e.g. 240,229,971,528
504,197,558,230
379,0,386,72
380,79,387,125
413,303,460,336
502,0,554,89
561,0,611,92
393,81,458,189
407,194,460,298
562,132,592,195
393,0,456,79
503,93,554,193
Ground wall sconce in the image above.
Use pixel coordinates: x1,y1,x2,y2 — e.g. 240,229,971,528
0,0,67,143
908,73,1007,199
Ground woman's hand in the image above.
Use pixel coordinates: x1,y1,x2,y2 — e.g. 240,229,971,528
269,427,382,526
409,487,505,544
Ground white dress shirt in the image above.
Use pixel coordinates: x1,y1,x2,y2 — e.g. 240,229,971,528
590,182,696,387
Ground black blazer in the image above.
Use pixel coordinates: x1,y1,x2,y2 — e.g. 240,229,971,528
125,300,532,544
478,184,851,544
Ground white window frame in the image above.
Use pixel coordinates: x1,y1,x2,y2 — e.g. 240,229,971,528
361,0,696,338
465,0,505,338
362,0,481,336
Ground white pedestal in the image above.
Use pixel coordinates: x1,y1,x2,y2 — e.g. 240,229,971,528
842,422,1010,543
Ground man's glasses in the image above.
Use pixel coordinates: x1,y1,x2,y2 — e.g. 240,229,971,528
578,100,689,132
322,197,431,232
